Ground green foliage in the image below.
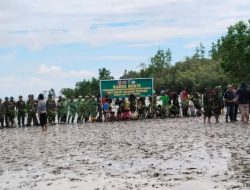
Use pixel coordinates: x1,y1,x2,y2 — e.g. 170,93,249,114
98,67,114,80
75,78,99,97
60,88,75,98
48,88,56,97
211,20,250,83
119,47,229,93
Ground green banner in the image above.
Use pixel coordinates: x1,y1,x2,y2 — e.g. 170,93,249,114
100,78,153,99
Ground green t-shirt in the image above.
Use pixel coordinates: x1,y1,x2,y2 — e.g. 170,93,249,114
160,95,170,106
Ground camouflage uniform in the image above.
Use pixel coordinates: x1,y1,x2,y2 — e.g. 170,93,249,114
57,96,68,123
89,96,97,122
0,99,4,127
203,90,213,117
3,97,11,127
84,96,90,122
16,96,26,127
46,95,56,124
26,95,39,126
212,89,222,117
67,97,77,124
9,97,16,127
76,96,84,123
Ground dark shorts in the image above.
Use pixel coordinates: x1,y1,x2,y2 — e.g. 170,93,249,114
39,113,47,126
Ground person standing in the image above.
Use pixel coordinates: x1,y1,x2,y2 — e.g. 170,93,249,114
76,96,84,123
16,96,26,127
233,84,239,121
37,94,47,132
212,88,222,123
203,88,213,123
67,96,77,124
3,97,11,127
89,95,97,122
26,95,39,126
0,99,4,128
180,88,189,117
160,92,170,116
9,97,16,127
46,94,56,124
236,82,250,125
224,85,236,122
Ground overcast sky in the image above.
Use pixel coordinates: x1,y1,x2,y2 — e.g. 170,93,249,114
0,0,249,98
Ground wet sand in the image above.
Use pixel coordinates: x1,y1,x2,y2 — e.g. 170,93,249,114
0,118,250,190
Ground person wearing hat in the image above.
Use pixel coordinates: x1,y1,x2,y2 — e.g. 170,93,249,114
84,96,91,122
224,84,236,122
46,93,56,124
76,96,84,123
26,94,39,126
89,95,98,122
203,87,213,123
57,96,68,123
3,97,11,127
16,95,26,127
67,96,77,124
0,98,4,128
9,97,16,127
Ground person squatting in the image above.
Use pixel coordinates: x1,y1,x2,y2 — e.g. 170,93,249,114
0,83,249,129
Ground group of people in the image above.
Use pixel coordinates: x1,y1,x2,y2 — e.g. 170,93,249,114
0,82,249,131
203,82,250,125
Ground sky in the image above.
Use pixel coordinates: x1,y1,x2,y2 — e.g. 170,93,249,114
0,0,249,98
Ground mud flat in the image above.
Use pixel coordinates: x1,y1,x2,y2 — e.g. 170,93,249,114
0,118,250,190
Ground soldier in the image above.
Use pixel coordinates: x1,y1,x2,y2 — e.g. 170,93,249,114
67,96,77,124
89,95,97,122
0,98,4,128
46,94,56,124
9,97,16,127
203,88,213,123
26,94,39,126
84,96,90,122
3,97,11,127
96,95,103,122
212,88,223,123
76,96,84,123
16,95,26,127
57,96,67,123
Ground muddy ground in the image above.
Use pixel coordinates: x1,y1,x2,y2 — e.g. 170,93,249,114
0,118,250,190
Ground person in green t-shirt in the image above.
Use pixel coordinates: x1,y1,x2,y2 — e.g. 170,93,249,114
160,92,170,114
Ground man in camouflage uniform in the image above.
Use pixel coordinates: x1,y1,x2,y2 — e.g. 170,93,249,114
16,95,26,127
46,94,56,124
203,88,213,123
67,96,77,124
89,95,97,122
84,96,91,122
57,96,68,123
3,97,11,127
0,98,4,128
9,97,16,127
26,94,39,126
76,96,84,123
